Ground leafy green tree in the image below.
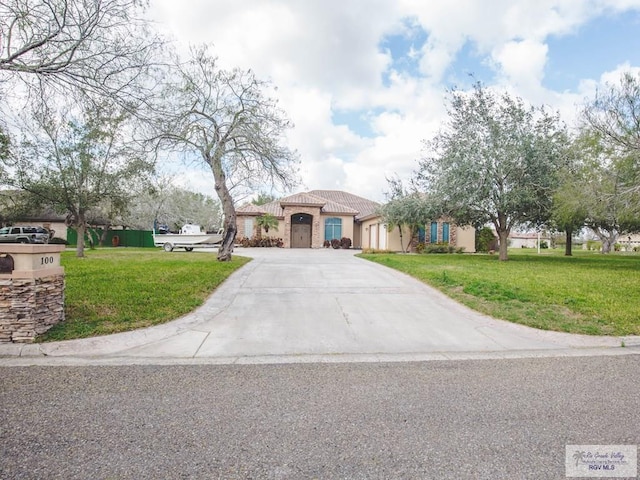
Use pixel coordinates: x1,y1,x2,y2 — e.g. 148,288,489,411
555,129,640,253
416,83,568,260
583,152,640,252
252,193,278,206
8,100,153,257
551,183,587,256
584,71,640,193
380,177,432,253
549,139,587,256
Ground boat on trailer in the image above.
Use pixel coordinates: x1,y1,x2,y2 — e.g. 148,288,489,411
153,224,224,252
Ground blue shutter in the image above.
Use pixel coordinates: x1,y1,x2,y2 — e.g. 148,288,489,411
443,223,450,243
430,222,438,243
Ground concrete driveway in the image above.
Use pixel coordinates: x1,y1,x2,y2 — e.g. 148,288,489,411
2,248,638,364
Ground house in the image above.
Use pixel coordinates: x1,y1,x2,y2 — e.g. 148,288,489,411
507,231,552,249
621,233,640,251
236,190,476,252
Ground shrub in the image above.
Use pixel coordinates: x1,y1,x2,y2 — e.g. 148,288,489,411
424,242,452,254
331,238,341,249
540,241,548,249
586,240,602,251
237,235,283,247
614,243,621,252
323,240,330,248
476,227,498,253
340,237,352,249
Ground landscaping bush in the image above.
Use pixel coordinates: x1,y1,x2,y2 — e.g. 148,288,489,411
340,237,352,249
331,238,341,249
424,242,454,254
237,236,283,247
586,239,602,251
323,240,331,248
476,227,498,253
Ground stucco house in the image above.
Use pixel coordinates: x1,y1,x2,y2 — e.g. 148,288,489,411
236,190,476,252
507,231,552,249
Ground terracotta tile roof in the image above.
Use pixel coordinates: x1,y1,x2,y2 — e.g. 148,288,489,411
236,204,265,214
236,190,381,221
308,190,380,220
279,192,327,207
236,202,284,217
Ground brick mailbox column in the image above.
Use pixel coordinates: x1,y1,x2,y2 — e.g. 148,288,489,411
0,244,66,343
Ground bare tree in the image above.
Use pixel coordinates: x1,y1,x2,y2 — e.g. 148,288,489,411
0,0,165,108
156,46,299,261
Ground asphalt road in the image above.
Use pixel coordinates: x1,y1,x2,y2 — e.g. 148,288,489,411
2,355,638,480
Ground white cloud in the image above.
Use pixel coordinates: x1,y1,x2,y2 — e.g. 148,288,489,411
147,0,640,201
492,40,549,87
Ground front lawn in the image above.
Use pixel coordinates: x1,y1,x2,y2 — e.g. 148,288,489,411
39,248,250,341
358,250,640,336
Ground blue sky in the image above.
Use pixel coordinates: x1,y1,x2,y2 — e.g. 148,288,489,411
544,11,640,91
150,1,640,202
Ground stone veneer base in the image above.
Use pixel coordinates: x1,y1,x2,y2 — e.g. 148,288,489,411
0,274,65,343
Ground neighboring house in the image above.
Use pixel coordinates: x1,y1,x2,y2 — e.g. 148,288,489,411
588,233,640,251
622,233,640,251
508,231,552,249
236,190,476,252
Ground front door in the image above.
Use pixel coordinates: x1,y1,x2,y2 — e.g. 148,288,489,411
290,213,313,248
291,224,311,248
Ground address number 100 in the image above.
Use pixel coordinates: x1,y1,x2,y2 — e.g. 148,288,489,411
40,256,54,265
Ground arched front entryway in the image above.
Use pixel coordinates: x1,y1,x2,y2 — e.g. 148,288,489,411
290,213,313,248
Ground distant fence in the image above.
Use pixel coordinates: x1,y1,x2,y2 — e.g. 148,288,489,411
66,228,155,248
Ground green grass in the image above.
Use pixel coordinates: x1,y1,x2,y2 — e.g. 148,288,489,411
358,249,640,336
39,248,250,342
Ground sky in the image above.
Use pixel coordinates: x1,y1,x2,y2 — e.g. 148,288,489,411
148,0,640,203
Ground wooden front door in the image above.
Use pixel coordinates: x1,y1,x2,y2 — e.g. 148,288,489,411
291,224,311,248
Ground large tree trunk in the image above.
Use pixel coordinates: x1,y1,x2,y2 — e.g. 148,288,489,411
564,228,573,256
592,227,617,254
398,225,405,253
218,209,237,261
495,214,510,261
497,229,509,261
76,216,86,258
210,151,236,262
